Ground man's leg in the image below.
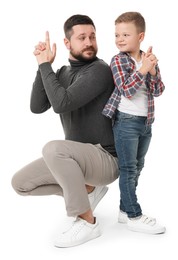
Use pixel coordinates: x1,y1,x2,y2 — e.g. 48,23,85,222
42,140,118,217
41,140,118,247
11,158,101,200
11,157,63,196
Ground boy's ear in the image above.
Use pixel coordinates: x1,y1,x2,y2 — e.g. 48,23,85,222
139,32,145,43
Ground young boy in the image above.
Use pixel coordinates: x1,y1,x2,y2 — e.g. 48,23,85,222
102,11,166,234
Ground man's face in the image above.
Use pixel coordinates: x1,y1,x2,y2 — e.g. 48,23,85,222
65,24,98,61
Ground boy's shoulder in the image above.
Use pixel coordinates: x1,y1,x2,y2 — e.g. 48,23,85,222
110,52,131,65
112,52,130,59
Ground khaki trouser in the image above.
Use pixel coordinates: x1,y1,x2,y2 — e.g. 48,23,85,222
11,140,118,216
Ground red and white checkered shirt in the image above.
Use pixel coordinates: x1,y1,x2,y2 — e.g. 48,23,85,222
102,52,165,125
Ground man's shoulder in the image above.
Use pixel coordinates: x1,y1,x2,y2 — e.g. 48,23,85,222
56,64,70,75
94,57,109,67
87,58,111,72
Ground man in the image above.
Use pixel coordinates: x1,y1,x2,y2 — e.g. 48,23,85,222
11,14,118,247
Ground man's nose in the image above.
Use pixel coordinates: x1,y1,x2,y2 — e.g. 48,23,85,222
85,37,92,46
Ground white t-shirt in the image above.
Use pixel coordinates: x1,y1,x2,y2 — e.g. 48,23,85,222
118,57,148,116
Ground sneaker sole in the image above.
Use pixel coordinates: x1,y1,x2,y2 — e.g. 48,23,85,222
128,226,166,234
91,186,109,211
54,229,102,248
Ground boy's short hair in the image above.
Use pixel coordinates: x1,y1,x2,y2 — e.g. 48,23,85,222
115,12,146,33
64,14,96,39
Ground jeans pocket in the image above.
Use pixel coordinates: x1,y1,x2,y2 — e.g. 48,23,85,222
119,112,135,120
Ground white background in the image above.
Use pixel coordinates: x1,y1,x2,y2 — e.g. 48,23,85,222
0,0,177,259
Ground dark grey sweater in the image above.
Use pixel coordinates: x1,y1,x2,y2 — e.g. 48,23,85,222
30,58,117,157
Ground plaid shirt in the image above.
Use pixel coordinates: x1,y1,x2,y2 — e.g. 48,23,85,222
102,52,165,125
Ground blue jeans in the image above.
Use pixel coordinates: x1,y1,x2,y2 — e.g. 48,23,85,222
113,111,152,218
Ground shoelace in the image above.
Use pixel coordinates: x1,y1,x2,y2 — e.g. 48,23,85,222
62,217,85,235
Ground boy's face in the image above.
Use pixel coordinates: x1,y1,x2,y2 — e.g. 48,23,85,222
115,22,144,53
64,24,98,61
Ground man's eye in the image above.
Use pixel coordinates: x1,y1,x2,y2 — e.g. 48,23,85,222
79,37,85,41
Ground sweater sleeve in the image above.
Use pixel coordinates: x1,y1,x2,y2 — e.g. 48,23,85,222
30,69,51,113
36,61,113,114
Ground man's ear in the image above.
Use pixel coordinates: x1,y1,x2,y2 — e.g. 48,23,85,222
64,38,70,50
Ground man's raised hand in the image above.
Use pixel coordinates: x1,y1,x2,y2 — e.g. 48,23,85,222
33,31,57,65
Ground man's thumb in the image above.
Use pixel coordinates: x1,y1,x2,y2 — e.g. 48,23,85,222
52,43,57,56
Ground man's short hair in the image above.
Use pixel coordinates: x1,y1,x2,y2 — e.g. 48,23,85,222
64,14,96,39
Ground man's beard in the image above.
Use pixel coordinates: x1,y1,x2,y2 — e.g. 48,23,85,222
70,47,97,62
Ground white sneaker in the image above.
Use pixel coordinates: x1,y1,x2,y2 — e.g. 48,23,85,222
127,215,166,234
54,217,101,248
88,186,108,211
118,210,128,224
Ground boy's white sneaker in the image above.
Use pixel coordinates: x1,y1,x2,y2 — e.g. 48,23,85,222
127,215,166,234
118,210,128,224
54,217,101,248
88,186,108,211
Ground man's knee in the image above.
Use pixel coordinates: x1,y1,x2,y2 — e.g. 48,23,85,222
42,140,72,161
11,174,18,192
11,174,27,196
